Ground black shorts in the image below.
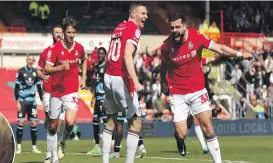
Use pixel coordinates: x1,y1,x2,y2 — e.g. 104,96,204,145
17,101,37,121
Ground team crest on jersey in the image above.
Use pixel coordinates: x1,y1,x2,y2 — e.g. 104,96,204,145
135,29,141,39
32,72,36,77
61,51,64,56
188,41,194,49
170,48,175,52
100,68,104,73
75,50,79,56
23,73,27,77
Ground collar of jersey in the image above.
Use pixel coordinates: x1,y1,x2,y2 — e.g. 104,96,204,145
61,40,76,52
24,66,32,72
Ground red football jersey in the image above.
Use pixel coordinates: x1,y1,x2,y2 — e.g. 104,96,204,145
38,46,53,93
162,28,213,94
46,40,86,97
105,20,141,78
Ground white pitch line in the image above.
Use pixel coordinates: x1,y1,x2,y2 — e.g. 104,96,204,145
21,152,253,163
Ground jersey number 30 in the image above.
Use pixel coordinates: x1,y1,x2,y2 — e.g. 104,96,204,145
108,38,121,62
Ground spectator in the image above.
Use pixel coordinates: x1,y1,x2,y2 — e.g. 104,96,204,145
230,64,242,86
208,21,220,42
198,19,209,37
250,94,265,119
245,66,257,100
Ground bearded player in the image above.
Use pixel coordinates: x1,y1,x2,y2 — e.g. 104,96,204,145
102,2,148,163
44,15,87,163
160,13,252,163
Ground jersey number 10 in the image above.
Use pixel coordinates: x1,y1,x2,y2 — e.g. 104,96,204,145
108,38,121,62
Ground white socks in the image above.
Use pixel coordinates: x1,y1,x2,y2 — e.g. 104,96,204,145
194,125,208,150
206,134,222,163
102,129,113,163
46,132,58,161
125,131,139,163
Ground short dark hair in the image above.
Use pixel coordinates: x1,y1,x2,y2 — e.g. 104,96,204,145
97,47,107,54
52,25,62,31
168,12,186,24
51,25,62,34
61,16,77,31
129,2,146,14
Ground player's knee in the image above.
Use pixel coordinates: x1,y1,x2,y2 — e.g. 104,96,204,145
201,122,214,136
18,121,24,126
92,114,99,124
66,121,74,128
176,129,187,139
193,116,200,126
105,117,115,131
129,117,142,132
30,120,37,127
48,120,58,135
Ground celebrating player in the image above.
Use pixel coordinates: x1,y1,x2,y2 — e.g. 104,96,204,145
86,47,107,155
44,15,87,163
102,2,148,163
160,13,252,163
14,54,43,154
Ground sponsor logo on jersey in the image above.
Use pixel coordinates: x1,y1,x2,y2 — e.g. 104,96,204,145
172,50,197,61
188,41,194,49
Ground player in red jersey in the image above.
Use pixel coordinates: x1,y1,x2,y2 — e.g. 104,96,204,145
159,13,252,162
44,16,87,163
37,25,64,129
36,25,69,160
102,2,148,163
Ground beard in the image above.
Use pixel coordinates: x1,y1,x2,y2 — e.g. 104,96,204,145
172,31,184,44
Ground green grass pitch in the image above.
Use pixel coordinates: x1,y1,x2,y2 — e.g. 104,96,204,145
14,136,272,163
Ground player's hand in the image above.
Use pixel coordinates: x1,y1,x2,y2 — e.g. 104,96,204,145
242,52,253,60
214,53,221,61
134,82,144,92
62,61,70,70
43,75,49,82
16,101,21,112
161,82,169,96
80,79,87,90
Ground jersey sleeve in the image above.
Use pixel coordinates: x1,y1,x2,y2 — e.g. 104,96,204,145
160,42,169,61
37,50,46,70
80,46,86,60
195,29,214,49
46,48,56,66
125,26,141,47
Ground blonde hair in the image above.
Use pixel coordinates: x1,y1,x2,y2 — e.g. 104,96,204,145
0,113,15,163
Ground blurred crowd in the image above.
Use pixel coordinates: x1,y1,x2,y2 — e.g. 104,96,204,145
220,1,273,36
225,47,273,119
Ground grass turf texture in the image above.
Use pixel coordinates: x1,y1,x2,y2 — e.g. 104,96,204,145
14,136,272,163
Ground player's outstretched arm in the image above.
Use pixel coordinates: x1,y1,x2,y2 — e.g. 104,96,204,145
124,42,143,91
210,43,253,60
